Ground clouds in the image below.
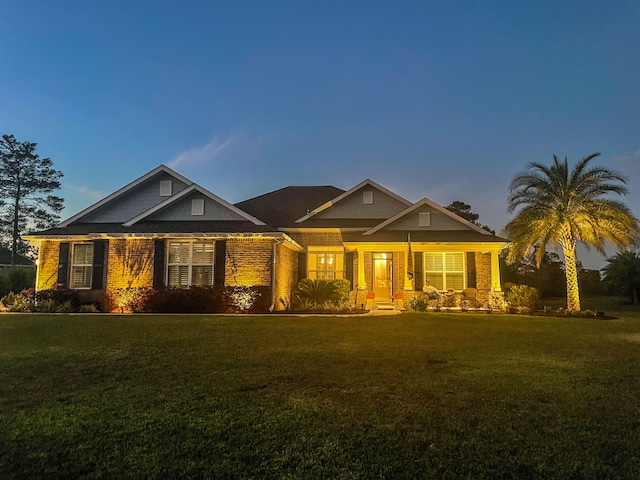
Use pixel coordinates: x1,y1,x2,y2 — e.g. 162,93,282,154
65,184,104,202
168,134,236,169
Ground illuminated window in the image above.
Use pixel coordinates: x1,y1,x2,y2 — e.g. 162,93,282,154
423,252,464,290
167,241,214,287
70,243,93,289
307,252,344,280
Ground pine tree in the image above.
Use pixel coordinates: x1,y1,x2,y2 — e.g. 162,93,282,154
0,134,64,263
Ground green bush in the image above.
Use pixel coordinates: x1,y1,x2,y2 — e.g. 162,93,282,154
0,267,35,298
140,286,270,313
293,279,351,311
506,284,540,313
410,296,429,312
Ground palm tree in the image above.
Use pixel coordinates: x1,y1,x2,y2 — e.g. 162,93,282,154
602,250,640,305
504,153,639,311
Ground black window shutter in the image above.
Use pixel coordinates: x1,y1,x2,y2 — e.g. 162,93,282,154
91,240,107,289
414,253,423,291
57,242,70,289
153,240,165,289
214,240,226,286
466,252,476,288
345,252,354,289
298,252,307,282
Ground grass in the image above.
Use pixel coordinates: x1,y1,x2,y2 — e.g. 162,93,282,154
1,300,640,479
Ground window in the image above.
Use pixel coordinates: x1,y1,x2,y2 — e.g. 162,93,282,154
160,180,172,196
307,252,344,280
424,252,464,291
191,198,205,216
70,243,93,289
167,241,214,287
419,212,431,227
363,191,374,204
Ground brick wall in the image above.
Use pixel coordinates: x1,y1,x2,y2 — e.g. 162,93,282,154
273,243,298,310
287,232,344,247
475,252,491,305
225,238,273,286
35,240,60,291
106,239,155,290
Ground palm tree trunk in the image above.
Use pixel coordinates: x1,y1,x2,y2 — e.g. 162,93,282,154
561,236,581,311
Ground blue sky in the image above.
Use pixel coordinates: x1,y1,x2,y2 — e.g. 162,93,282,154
2,1,639,268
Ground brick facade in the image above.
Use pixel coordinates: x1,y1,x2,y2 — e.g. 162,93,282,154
225,238,273,287
35,240,59,291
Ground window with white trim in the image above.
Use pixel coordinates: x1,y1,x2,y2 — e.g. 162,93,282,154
307,252,344,280
70,243,94,289
167,241,214,287
424,252,465,291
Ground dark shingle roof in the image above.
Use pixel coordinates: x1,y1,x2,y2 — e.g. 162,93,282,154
235,186,345,228
0,246,34,265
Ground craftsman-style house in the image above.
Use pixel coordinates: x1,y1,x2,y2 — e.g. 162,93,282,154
25,165,507,311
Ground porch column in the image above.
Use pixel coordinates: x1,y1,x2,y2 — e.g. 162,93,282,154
491,250,501,291
357,249,367,290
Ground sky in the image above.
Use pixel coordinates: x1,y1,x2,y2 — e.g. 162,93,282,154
2,0,639,269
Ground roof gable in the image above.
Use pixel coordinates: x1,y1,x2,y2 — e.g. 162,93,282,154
59,165,193,227
0,246,34,266
123,184,266,226
364,198,492,235
295,179,411,223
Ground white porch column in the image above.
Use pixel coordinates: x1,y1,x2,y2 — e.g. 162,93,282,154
491,250,501,291
357,248,367,290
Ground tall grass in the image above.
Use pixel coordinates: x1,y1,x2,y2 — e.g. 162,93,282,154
1,309,639,478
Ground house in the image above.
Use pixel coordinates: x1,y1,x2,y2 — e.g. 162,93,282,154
0,245,35,269
25,165,507,312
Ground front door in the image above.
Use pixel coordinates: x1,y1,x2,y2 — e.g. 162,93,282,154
373,253,393,302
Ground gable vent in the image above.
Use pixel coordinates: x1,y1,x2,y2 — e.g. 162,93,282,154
363,191,374,204
191,199,205,216
419,212,431,227
160,180,172,197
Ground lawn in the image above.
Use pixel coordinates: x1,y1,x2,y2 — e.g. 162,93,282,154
1,304,640,479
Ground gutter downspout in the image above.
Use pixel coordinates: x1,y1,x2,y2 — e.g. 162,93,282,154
269,237,286,312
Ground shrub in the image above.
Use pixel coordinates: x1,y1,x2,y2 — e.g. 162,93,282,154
107,287,153,313
294,279,341,308
506,284,540,313
0,267,35,298
410,296,429,312
142,286,226,313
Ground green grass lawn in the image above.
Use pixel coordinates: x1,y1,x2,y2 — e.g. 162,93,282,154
2,304,640,479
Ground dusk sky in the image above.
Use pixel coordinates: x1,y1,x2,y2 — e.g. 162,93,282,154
2,1,639,269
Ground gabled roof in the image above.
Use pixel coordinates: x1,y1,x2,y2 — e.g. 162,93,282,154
236,186,345,228
294,179,412,223
58,165,193,228
123,184,266,226
364,197,492,236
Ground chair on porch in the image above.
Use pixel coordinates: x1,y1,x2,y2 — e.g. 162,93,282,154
461,287,478,311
